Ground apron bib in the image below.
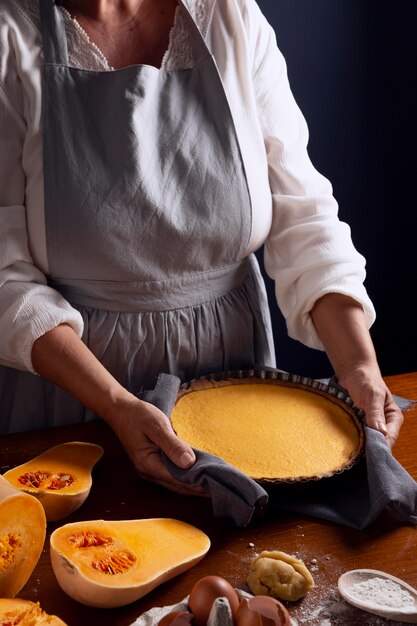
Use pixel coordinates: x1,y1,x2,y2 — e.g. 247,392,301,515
0,0,275,432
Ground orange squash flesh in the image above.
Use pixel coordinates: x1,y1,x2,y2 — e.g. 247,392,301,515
3,442,104,522
0,476,46,598
0,598,67,625
50,519,211,608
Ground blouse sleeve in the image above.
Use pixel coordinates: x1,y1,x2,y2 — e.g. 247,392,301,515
247,1,376,349
0,13,83,374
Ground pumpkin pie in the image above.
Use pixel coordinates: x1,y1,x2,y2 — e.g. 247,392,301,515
170,373,364,482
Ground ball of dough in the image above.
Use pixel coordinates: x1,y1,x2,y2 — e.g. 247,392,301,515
247,550,315,601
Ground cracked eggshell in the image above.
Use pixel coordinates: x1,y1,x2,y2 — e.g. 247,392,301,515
236,596,291,626
158,610,193,625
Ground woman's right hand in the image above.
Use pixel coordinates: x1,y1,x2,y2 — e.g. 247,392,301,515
32,324,205,496
105,395,206,496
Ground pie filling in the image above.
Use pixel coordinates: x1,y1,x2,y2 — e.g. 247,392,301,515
170,381,364,481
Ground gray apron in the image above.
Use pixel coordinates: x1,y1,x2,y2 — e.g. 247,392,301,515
0,0,275,433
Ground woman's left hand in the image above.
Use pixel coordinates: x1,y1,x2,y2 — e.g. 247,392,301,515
310,293,404,448
338,366,404,447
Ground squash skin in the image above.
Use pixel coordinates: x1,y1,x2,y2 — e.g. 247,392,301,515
0,475,46,597
50,519,211,608
3,442,103,522
0,598,67,625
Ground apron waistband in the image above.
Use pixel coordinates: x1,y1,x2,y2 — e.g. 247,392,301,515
48,258,252,312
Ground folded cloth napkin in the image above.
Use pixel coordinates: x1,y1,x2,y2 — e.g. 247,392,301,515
137,373,269,527
137,372,417,530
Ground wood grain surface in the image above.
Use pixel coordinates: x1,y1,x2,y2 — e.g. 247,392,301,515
1,373,416,626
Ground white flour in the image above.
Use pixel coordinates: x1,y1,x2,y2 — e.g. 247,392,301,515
349,577,416,610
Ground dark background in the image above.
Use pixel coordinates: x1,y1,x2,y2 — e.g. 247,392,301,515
255,0,417,378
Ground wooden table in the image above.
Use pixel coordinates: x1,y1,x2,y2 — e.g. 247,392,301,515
1,373,416,626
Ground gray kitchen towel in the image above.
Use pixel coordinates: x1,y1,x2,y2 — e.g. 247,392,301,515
137,373,269,527
268,426,417,530
138,372,417,529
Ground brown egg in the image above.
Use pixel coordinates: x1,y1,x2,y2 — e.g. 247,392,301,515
187,575,240,626
158,610,194,625
236,596,291,626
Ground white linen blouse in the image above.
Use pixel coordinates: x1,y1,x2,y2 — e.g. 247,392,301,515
0,0,375,373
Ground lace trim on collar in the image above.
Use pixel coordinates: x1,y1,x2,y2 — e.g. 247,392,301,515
26,0,213,71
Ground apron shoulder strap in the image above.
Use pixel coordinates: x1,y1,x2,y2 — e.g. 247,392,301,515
39,0,69,65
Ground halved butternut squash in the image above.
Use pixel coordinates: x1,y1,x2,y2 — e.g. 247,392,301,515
0,475,46,597
50,518,211,608
0,598,67,625
3,442,103,522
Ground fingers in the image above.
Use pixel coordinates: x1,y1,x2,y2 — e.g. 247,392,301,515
112,398,204,494
340,371,404,448
153,481,207,497
136,449,206,496
382,398,404,448
359,388,403,448
140,473,207,497
146,407,197,469
140,470,206,496
362,397,388,436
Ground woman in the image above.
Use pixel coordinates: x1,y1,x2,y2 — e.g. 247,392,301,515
0,0,403,495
